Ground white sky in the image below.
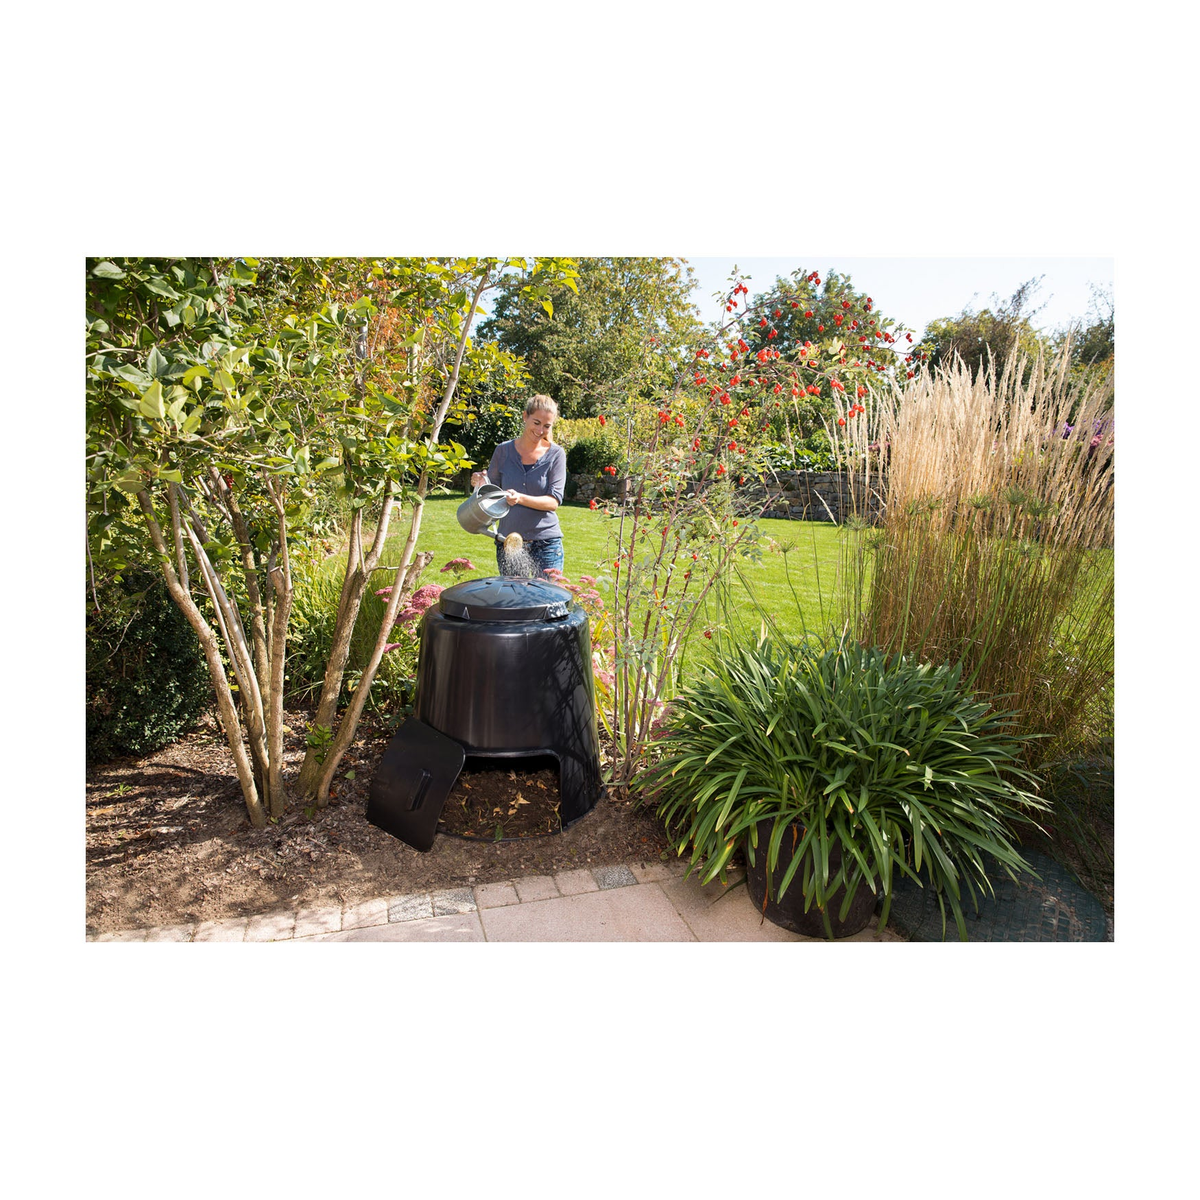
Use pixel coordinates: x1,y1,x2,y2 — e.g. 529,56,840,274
686,256,1114,340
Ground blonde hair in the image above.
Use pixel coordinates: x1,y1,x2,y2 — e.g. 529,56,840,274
525,394,559,420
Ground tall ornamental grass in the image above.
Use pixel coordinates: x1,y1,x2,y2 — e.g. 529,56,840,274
835,348,1114,765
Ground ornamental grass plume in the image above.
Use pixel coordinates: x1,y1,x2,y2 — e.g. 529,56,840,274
831,345,1114,765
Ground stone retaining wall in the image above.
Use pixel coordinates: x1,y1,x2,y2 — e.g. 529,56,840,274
567,470,882,523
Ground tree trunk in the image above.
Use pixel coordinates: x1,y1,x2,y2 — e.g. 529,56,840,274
295,481,396,801
137,491,268,827
264,477,293,818
313,549,433,805
208,466,271,690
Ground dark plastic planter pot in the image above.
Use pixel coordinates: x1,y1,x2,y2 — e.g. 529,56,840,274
744,819,878,938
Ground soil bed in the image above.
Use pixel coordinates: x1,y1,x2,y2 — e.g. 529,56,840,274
85,710,671,937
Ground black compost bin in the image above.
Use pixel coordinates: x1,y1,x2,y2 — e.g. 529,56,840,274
367,576,603,851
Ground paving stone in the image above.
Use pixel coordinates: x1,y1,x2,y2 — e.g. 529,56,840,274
658,876,805,942
309,912,485,942
131,925,194,942
479,884,696,942
388,893,434,923
512,874,560,902
593,864,638,890
293,906,342,938
473,881,520,909
628,861,677,883
554,868,600,896
432,888,477,916
342,898,389,930
92,929,152,942
193,918,249,942
244,911,297,942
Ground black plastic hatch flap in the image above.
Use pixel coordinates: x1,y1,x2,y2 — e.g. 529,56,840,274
366,719,465,852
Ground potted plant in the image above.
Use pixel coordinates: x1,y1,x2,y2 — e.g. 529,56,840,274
635,632,1048,940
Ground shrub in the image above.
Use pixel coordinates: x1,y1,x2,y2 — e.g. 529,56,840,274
86,570,211,763
759,434,840,473
446,400,524,472
566,432,627,477
636,632,1047,940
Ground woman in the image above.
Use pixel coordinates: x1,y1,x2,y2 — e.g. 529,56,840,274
470,394,567,576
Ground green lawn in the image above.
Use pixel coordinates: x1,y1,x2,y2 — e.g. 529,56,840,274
353,493,852,661
317,493,1112,692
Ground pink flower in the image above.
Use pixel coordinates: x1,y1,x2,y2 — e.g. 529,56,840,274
382,642,402,653
440,557,475,574
579,575,596,587
375,587,393,597
394,584,444,625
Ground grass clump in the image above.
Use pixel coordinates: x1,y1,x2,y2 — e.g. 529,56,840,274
835,347,1114,765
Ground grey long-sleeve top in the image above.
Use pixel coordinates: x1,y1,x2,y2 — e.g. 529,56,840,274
485,440,567,541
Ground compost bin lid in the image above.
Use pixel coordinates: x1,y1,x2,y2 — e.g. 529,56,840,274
365,718,465,852
438,575,572,622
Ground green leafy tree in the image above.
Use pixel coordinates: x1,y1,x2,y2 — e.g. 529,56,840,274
914,277,1052,381
86,256,577,823
1055,282,1114,401
477,257,704,416
724,265,918,457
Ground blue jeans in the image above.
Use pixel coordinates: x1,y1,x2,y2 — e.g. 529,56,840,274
495,536,565,577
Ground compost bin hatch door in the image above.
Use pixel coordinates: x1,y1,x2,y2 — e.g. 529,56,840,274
366,719,465,852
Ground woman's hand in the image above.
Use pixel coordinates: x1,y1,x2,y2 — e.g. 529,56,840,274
505,489,521,507
470,471,488,488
